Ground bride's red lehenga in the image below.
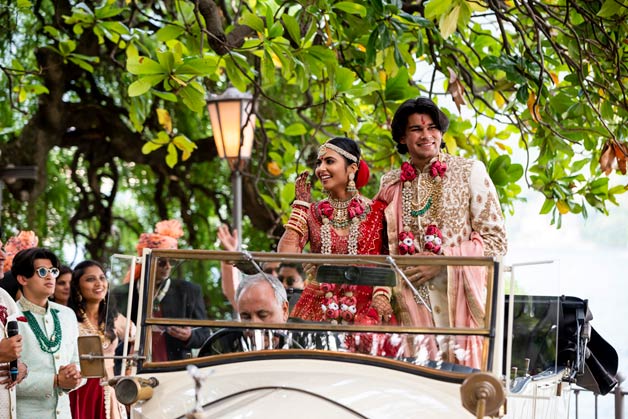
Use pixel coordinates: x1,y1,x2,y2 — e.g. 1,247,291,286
289,197,388,323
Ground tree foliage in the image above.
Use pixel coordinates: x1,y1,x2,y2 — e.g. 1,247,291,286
1,0,627,264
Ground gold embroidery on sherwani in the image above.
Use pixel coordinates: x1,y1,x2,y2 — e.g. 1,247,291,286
377,154,507,326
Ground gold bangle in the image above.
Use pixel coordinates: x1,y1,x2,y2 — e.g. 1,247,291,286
373,287,391,299
284,223,306,236
289,208,308,218
293,200,311,209
289,214,307,225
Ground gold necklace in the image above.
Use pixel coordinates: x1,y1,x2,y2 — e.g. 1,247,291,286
328,195,353,226
83,315,111,349
321,195,365,255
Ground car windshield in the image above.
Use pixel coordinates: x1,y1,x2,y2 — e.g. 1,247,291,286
109,250,500,378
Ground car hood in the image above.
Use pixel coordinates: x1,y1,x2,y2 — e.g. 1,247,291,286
130,357,473,418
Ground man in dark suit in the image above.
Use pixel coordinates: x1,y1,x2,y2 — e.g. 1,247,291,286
113,220,210,362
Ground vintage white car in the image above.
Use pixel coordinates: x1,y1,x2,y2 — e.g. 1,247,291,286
79,250,618,418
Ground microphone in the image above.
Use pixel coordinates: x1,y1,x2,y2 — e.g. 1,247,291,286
7,320,19,382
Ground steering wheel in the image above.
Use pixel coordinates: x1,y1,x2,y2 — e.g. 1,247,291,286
198,328,244,357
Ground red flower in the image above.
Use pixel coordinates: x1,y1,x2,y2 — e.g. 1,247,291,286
400,162,417,182
429,160,447,178
398,231,416,255
340,295,357,307
340,306,356,322
322,296,340,321
15,316,27,322
340,284,358,294
318,201,333,219
347,199,364,219
424,224,443,254
0,306,7,326
320,282,336,294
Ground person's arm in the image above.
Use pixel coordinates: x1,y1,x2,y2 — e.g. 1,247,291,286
217,225,240,306
278,171,311,253
114,313,136,342
468,161,508,256
220,262,239,307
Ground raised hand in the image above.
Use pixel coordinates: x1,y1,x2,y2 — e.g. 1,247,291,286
295,171,312,203
217,224,238,252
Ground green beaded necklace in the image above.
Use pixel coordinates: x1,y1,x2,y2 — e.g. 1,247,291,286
23,309,63,354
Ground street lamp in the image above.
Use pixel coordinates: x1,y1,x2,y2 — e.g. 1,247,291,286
207,87,256,251
0,165,38,236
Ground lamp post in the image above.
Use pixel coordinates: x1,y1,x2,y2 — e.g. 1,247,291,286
207,87,256,251
0,165,38,237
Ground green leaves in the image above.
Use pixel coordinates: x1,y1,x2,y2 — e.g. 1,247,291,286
489,155,523,187
332,2,367,17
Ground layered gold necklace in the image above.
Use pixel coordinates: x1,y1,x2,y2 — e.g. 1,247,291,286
320,195,367,255
327,195,353,228
83,314,111,349
400,158,446,253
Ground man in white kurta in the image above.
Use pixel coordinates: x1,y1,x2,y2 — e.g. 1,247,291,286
12,248,82,419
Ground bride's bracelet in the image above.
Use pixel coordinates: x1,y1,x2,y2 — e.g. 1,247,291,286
372,286,391,300
284,207,308,236
292,200,311,209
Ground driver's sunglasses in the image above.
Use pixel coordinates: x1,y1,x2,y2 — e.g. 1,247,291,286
278,275,296,287
35,266,60,279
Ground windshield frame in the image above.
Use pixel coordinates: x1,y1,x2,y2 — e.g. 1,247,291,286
128,249,501,379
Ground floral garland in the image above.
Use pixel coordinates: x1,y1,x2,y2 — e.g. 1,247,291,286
320,283,359,324
398,159,447,255
317,196,368,324
318,196,367,255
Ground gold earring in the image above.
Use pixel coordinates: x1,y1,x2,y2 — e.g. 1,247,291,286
347,173,357,194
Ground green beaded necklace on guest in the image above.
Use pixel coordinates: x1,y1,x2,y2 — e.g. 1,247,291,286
23,309,63,354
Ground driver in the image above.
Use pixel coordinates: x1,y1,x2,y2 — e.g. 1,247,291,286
199,274,288,355
236,274,289,323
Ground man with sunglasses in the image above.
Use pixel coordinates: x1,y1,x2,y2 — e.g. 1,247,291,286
277,263,305,312
11,247,83,418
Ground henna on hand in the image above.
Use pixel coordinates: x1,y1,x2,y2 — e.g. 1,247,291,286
371,294,393,320
295,171,312,202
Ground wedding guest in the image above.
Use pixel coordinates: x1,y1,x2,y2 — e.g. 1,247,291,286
69,260,134,419
12,247,82,418
1,231,39,301
113,220,209,361
0,282,27,419
50,266,72,306
277,263,305,312
217,224,282,308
